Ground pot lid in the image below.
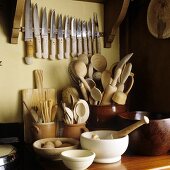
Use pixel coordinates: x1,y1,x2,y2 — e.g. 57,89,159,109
147,0,170,39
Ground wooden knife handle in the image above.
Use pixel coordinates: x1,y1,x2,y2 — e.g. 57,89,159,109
77,37,83,56
83,37,88,54
25,40,33,65
65,38,70,59
97,37,101,54
92,38,97,55
58,38,64,60
88,36,92,56
35,36,42,58
71,36,77,57
42,36,48,59
50,38,56,60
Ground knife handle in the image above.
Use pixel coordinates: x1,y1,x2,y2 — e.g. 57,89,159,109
97,37,101,54
83,37,88,55
92,38,97,55
58,38,64,60
35,36,42,58
77,37,83,56
42,36,48,59
50,38,56,60
65,38,70,59
71,36,77,57
88,36,92,57
25,40,33,65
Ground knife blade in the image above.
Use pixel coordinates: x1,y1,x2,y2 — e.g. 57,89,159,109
87,19,92,57
71,17,77,57
82,21,88,55
42,7,48,59
95,13,101,54
77,19,82,56
58,14,64,60
33,3,42,58
92,13,97,54
65,16,70,59
50,10,56,60
25,0,33,65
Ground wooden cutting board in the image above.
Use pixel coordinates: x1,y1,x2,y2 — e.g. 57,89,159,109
22,70,56,143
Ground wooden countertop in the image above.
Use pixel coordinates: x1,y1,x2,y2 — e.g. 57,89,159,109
38,154,170,170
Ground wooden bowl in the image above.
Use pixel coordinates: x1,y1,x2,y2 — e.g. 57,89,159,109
117,111,170,155
87,104,126,130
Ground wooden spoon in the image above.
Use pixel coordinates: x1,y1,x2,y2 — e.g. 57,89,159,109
101,70,112,89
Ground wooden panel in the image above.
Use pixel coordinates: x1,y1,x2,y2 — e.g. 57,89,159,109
120,0,170,112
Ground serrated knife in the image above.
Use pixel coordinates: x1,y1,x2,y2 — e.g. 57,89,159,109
42,7,48,59
77,19,82,56
65,16,70,59
58,14,64,60
50,10,56,60
71,17,77,57
95,13,101,54
24,0,33,65
82,21,88,55
87,19,92,57
33,3,42,58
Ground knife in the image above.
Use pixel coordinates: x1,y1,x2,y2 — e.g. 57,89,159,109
64,16,70,59
58,14,64,60
50,10,56,60
42,7,48,59
92,14,97,54
24,0,33,65
82,21,88,55
87,19,92,57
95,13,101,54
33,4,42,58
71,17,77,57
77,19,82,56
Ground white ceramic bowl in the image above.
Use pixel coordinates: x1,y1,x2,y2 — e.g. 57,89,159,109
33,138,79,160
61,149,95,170
80,130,129,163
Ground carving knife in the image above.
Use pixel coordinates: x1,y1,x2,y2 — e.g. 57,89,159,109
50,10,56,60
77,19,82,56
24,0,33,65
71,17,77,57
87,19,92,57
92,14,97,54
33,3,41,58
58,14,64,60
64,16,70,59
95,13,101,54
82,20,88,55
42,7,48,59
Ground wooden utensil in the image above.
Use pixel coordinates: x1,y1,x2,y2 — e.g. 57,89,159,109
100,68,122,105
101,70,112,90
78,54,89,65
79,82,88,101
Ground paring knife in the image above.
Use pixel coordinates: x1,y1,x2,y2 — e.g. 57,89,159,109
92,13,97,54
24,0,33,65
77,19,82,56
71,17,77,57
95,13,101,54
50,10,56,60
42,7,48,59
33,3,42,58
87,19,92,57
65,16,70,59
82,21,88,55
58,14,64,60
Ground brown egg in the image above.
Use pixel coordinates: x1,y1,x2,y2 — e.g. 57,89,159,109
54,140,62,148
42,141,55,148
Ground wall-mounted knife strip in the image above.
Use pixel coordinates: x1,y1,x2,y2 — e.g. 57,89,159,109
24,0,104,64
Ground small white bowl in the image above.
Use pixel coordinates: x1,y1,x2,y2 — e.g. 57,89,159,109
80,130,129,163
61,149,95,170
33,138,79,161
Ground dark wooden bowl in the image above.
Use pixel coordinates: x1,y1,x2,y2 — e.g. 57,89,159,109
117,111,170,155
87,104,126,130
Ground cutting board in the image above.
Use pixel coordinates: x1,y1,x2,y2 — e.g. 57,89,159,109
22,70,57,143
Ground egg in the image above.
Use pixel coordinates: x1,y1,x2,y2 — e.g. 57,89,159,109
54,140,62,148
42,141,55,148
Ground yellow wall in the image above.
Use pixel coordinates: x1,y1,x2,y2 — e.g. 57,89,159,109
0,0,119,123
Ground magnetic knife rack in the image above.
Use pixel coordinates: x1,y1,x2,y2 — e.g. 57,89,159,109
11,0,130,47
